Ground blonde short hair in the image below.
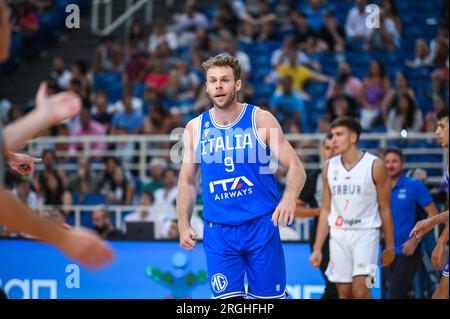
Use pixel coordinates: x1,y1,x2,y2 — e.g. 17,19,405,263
202,54,241,81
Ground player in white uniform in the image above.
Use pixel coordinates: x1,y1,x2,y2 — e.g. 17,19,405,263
310,116,395,299
410,108,448,299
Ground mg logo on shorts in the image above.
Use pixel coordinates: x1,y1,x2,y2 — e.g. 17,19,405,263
211,273,228,293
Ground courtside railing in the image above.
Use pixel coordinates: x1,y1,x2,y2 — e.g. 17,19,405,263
26,132,448,184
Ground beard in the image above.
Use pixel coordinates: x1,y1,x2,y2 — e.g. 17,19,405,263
207,89,236,110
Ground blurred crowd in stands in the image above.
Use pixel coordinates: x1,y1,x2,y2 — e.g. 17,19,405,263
0,0,448,243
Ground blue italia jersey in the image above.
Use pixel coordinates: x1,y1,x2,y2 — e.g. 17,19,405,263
195,104,280,225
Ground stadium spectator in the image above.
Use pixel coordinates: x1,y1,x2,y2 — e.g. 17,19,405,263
111,93,144,135
143,157,166,193
154,168,178,207
380,0,402,34
123,191,155,228
316,11,346,53
382,72,416,120
142,84,164,115
364,8,400,52
147,19,177,55
110,86,144,115
12,1,40,57
6,104,22,124
65,158,99,196
105,165,135,205
126,22,146,55
386,93,423,133
142,103,171,135
12,179,40,210
302,0,328,32
423,94,447,133
91,91,113,133
33,149,66,194
113,125,136,168
42,171,65,206
428,23,449,67
326,60,363,100
29,0,53,14
290,10,317,53
123,191,178,240
271,34,319,71
92,205,125,240
406,39,432,68
144,59,171,94
275,49,331,98
68,107,107,155
71,60,91,97
192,27,214,56
93,36,122,73
211,2,240,36
50,57,72,90
360,60,391,130
219,31,252,80
270,76,308,132
345,0,371,43
123,46,148,85
165,59,201,107
97,157,132,195
173,0,209,47
326,82,359,122
238,0,276,43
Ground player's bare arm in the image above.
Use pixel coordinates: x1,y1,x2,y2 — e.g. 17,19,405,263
3,82,82,152
0,188,114,269
255,109,306,227
0,0,11,63
432,223,449,270
373,159,395,267
177,118,200,250
310,161,331,268
410,210,449,239
402,202,439,256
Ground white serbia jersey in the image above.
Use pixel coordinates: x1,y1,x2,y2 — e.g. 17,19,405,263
327,151,381,230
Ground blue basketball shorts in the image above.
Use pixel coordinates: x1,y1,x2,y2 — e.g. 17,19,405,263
443,260,449,278
203,213,287,299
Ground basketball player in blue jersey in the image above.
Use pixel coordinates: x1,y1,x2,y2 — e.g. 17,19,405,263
177,54,306,299
310,116,395,299
411,108,448,299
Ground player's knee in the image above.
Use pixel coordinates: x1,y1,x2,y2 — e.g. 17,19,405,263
352,286,371,299
338,291,351,299
432,280,449,299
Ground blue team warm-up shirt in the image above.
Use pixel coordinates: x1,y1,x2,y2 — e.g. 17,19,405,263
196,103,280,225
391,175,433,255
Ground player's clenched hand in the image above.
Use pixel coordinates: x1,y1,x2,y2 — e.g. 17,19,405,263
272,195,296,227
8,153,41,177
58,228,115,269
431,243,445,270
310,249,322,269
381,248,395,267
35,82,82,125
401,238,419,257
410,218,434,240
179,226,197,250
